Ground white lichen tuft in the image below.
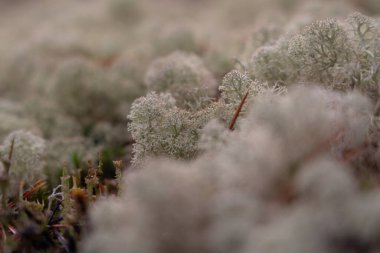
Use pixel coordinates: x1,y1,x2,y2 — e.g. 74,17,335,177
52,58,126,128
250,40,296,85
0,130,46,194
144,51,217,110
288,18,352,83
128,92,200,162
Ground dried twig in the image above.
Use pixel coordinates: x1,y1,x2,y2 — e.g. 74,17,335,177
229,91,249,131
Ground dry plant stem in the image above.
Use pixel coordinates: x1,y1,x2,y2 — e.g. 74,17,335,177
61,162,71,225
8,179,47,209
85,160,100,197
229,91,249,130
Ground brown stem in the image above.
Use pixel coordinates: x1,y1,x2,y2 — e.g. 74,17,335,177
229,91,249,131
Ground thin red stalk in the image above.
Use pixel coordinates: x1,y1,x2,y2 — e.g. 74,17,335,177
48,224,67,229
229,91,249,131
8,179,46,208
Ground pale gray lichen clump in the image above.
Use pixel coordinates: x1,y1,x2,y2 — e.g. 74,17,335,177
0,130,46,194
0,100,40,141
248,12,380,102
52,58,122,128
198,119,229,152
145,51,217,110
128,69,284,163
220,70,286,105
219,70,254,104
242,86,373,162
250,41,296,85
0,112,38,142
128,92,201,162
83,86,380,253
288,18,352,83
